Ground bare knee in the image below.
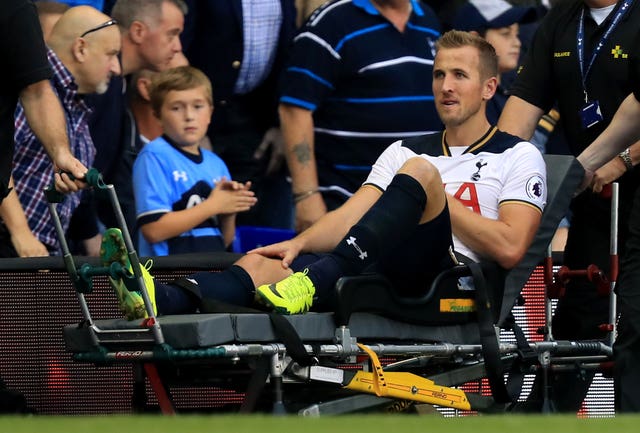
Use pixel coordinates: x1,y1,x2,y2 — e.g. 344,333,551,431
235,253,291,287
235,253,269,272
396,157,446,223
397,157,442,191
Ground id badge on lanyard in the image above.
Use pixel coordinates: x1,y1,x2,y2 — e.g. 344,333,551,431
577,0,632,129
580,99,603,129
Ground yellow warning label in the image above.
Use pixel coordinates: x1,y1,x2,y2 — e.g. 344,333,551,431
439,299,475,313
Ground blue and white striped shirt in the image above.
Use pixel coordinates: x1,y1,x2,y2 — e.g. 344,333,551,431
280,0,442,193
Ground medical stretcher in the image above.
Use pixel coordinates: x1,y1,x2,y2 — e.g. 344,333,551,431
54,155,612,415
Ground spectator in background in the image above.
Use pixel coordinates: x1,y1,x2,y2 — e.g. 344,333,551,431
498,0,640,412
76,0,186,242
133,66,256,256
35,1,70,42
279,0,442,233
110,53,192,248
0,6,120,257
129,52,189,146
0,0,88,258
181,0,297,230
451,0,538,125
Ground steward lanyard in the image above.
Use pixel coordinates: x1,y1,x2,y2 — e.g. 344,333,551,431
577,0,633,101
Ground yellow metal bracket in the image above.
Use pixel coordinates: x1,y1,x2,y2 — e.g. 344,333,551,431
344,343,471,410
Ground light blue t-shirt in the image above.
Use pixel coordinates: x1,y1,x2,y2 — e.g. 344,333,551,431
133,136,231,256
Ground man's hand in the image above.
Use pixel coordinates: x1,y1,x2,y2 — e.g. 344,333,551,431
294,192,327,233
576,163,595,195
52,150,88,193
590,156,627,193
254,127,285,175
248,238,303,270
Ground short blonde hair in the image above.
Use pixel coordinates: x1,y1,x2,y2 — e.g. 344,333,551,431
435,30,498,80
149,66,213,115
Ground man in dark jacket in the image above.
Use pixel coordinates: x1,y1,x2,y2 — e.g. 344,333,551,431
181,0,298,229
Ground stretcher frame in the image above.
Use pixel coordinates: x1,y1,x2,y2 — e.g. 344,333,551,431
534,181,619,413
55,155,612,415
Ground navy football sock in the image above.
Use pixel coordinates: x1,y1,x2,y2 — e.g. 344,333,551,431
330,173,426,274
155,280,198,315
304,173,426,296
156,265,255,314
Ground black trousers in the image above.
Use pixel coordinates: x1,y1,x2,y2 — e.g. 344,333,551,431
210,97,292,229
614,186,640,412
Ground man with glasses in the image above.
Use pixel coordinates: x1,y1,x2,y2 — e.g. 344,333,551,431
0,5,121,258
0,0,87,217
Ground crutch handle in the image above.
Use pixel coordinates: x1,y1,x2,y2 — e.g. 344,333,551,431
83,168,105,189
44,168,104,203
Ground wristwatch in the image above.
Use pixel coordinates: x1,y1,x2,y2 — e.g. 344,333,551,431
618,148,634,171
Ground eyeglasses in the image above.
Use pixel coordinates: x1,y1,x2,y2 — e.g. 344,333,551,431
80,19,118,38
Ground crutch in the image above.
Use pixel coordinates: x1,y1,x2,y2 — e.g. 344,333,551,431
44,169,165,345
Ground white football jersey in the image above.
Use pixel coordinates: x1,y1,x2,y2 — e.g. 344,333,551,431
364,127,547,262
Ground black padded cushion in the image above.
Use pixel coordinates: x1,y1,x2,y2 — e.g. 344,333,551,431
64,314,235,351
348,313,481,343
233,313,335,342
63,310,480,352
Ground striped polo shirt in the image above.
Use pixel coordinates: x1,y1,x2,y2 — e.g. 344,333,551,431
280,0,442,193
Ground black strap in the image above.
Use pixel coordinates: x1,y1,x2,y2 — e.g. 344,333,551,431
197,297,315,367
268,313,315,366
469,262,519,403
503,315,536,403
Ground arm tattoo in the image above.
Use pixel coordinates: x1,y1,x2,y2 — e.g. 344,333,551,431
292,141,312,165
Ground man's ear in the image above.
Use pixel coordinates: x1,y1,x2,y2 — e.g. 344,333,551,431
137,76,152,101
482,76,498,100
72,37,87,63
129,21,147,44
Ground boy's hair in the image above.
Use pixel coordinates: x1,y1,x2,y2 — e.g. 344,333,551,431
435,30,498,80
149,66,213,115
111,0,188,30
